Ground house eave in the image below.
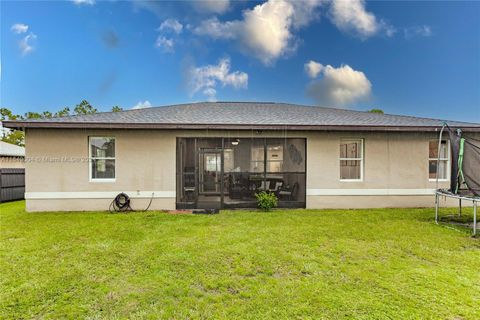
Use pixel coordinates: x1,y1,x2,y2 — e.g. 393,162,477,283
3,121,480,132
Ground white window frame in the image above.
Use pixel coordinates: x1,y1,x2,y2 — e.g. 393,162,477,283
89,136,116,183
428,139,450,182
339,138,364,182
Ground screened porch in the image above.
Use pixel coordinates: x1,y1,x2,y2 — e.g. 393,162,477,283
176,137,306,209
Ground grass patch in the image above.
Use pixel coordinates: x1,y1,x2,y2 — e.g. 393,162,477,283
1,201,479,319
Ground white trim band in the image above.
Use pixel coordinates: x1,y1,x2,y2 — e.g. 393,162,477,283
306,189,436,196
25,191,176,200
26,189,437,199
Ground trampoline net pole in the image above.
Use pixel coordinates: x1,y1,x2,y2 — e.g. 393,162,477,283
474,201,477,236
435,125,446,191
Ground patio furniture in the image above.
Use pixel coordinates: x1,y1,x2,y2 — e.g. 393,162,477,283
278,182,299,201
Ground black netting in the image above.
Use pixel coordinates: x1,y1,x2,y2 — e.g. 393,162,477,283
462,139,480,195
448,130,480,196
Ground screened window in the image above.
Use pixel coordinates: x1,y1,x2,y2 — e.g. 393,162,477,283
89,137,115,181
340,139,363,181
429,140,449,180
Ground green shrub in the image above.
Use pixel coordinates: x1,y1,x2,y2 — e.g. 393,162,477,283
255,191,278,211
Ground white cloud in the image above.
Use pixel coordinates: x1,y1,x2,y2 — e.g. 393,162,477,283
155,36,174,53
306,63,372,107
132,100,152,110
193,0,231,14
158,19,183,34
188,58,248,101
194,17,238,39
71,0,95,5
404,25,432,39
304,60,324,78
19,33,37,56
328,0,392,38
291,0,325,28
11,23,29,34
194,0,324,65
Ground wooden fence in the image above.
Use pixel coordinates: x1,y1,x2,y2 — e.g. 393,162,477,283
0,168,25,203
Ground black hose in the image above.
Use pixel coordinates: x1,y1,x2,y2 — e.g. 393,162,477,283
109,192,132,213
109,192,154,213
143,193,154,211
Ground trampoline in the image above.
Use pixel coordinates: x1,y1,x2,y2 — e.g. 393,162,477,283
434,123,480,236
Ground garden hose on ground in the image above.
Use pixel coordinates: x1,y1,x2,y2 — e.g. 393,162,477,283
109,192,154,213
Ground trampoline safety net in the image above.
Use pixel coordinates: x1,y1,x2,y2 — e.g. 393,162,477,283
448,130,480,196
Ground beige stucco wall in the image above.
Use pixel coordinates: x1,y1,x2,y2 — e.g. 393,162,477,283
24,128,465,211
25,128,176,212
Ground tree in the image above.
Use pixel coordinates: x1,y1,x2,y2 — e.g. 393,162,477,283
1,108,20,121
2,130,25,146
1,107,24,146
24,112,43,119
55,107,70,117
74,100,97,115
367,108,384,114
42,111,53,118
111,106,123,112
0,101,97,147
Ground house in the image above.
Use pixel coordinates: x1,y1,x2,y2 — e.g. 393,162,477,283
0,141,26,203
0,141,25,169
3,102,480,212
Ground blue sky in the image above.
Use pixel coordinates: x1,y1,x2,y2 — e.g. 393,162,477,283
1,0,479,122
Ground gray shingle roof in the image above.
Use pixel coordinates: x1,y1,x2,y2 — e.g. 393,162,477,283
3,102,480,131
0,141,25,157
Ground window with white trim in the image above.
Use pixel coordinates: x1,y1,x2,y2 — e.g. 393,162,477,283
340,139,363,181
89,137,115,181
429,140,449,180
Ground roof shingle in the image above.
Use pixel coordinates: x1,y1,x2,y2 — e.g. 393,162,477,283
3,102,480,131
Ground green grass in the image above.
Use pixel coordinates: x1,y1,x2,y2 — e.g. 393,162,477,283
1,201,479,319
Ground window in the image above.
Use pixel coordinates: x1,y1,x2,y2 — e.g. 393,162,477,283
429,140,449,180
340,139,363,181
250,143,265,172
89,137,115,181
266,144,283,173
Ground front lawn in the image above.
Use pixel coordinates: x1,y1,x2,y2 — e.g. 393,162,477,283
1,201,479,319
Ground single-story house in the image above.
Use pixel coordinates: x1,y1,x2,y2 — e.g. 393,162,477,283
0,141,26,203
3,102,480,212
0,141,25,169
